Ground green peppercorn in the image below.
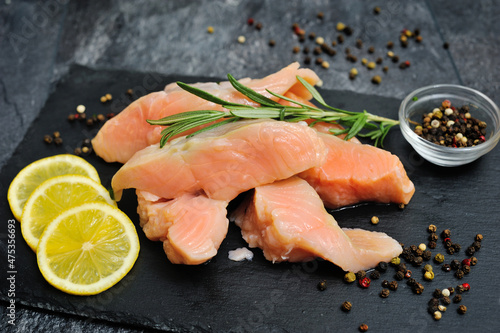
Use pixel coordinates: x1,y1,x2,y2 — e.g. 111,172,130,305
390,257,401,266
434,253,445,264
344,272,356,283
423,264,433,272
424,271,434,281
341,301,352,312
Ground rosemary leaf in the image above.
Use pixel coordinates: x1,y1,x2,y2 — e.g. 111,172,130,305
147,110,225,125
227,74,282,107
176,81,247,107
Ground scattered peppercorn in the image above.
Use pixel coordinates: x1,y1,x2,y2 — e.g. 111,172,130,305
390,257,400,266
462,265,470,274
359,323,368,332
381,280,389,288
344,272,356,283
379,289,390,298
370,216,379,225
470,257,478,266
428,241,437,249
54,137,63,146
370,270,381,280
373,6,381,14
388,281,398,291
457,305,467,314
434,253,445,264
412,283,424,294
395,271,404,281
456,285,466,294
43,135,53,144
433,311,442,321
453,294,462,303
341,301,352,312
428,225,437,233
376,261,388,272
455,269,464,279
433,289,442,298
442,264,451,272
441,296,451,305
317,280,327,291
475,234,483,242
359,277,371,288
465,246,475,256
371,75,382,85
255,22,263,30
423,271,434,281
443,42,449,49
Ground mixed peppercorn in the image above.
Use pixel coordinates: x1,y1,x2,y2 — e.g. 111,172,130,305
323,224,483,329
413,99,487,147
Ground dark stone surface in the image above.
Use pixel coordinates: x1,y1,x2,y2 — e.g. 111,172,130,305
0,1,499,332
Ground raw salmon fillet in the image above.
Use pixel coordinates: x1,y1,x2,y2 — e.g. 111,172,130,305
231,177,402,272
299,133,415,208
92,63,320,163
112,119,327,201
137,190,229,265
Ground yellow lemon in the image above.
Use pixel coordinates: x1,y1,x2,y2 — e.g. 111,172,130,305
36,202,140,295
8,154,100,221
21,175,115,251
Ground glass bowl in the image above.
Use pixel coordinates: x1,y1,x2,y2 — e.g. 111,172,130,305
399,84,500,167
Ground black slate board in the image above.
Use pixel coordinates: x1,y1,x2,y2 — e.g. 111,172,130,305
1,65,499,332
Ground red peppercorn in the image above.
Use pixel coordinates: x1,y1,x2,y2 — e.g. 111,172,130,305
74,113,80,119
444,237,451,243
405,270,412,278
359,277,371,288
442,100,451,108
405,60,410,67
462,283,470,291
247,18,254,25
480,135,486,141
462,258,471,266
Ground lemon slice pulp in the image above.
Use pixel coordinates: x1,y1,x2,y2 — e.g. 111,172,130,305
21,174,116,251
8,154,100,221
37,202,140,295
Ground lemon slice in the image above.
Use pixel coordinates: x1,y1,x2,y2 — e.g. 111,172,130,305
37,202,140,295
8,154,100,221
21,175,115,251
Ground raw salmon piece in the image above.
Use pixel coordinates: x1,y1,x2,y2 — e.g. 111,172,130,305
299,133,415,208
112,119,327,201
231,177,402,272
92,63,320,163
137,190,229,265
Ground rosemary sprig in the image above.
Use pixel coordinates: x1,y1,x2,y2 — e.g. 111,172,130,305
147,75,399,147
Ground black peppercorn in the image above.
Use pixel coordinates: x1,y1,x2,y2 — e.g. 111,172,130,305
441,264,451,272
455,269,465,279
446,247,455,255
356,270,366,280
422,250,432,261
453,294,462,303
465,246,476,256
406,278,417,287
370,270,381,280
381,280,390,288
475,234,483,242
428,224,437,233
450,259,461,270
389,281,398,291
380,289,390,298
457,305,467,314
413,256,423,266
452,243,461,252
397,263,407,272
395,271,404,281
427,305,439,315
429,233,438,241
341,301,352,312
448,287,455,294
410,245,418,253
54,137,63,146
441,229,451,239
470,257,478,266
412,283,424,294
456,285,466,294
43,135,53,144
441,296,451,305
376,261,388,272
462,265,471,274
433,289,442,298
429,298,440,307
472,241,481,251
428,241,437,249
317,280,327,291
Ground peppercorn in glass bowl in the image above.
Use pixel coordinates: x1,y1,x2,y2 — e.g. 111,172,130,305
399,84,500,167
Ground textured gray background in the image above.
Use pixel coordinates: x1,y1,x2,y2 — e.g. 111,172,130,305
1,0,499,332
